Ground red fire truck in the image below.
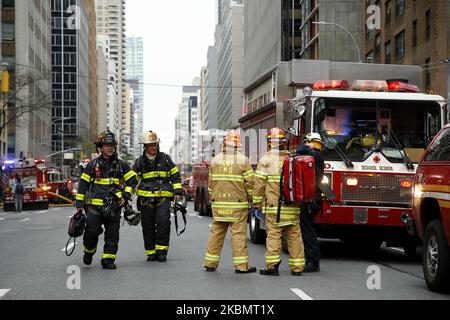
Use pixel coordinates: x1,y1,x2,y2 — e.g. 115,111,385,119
248,79,447,258
2,158,50,211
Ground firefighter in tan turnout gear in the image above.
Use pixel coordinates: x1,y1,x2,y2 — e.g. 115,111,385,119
203,130,257,273
253,128,305,276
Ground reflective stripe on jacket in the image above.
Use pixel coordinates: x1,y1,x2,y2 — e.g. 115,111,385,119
208,148,254,222
253,150,300,226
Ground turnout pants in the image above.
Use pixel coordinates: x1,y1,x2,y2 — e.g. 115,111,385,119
265,215,305,272
138,197,171,257
204,209,251,272
300,203,321,264
83,206,121,261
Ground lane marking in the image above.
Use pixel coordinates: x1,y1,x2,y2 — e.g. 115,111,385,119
62,240,77,252
0,218,5,221
390,248,404,254
291,288,314,300
20,218,30,222
0,289,11,298
196,215,202,219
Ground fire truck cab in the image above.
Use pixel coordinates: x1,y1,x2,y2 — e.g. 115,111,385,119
2,158,50,211
281,79,446,256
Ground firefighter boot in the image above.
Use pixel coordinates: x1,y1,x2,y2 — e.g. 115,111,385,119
147,254,157,262
83,253,93,266
235,266,257,274
304,260,320,273
205,267,216,272
101,258,117,270
259,261,281,276
157,253,167,262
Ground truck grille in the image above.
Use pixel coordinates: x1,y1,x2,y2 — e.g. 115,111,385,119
341,174,413,205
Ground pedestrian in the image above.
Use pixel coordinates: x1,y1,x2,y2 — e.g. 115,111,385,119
133,131,183,262
254,128,305,276
75,130,139,270
14,177,24,213
203,130,257,274
296,132,325,273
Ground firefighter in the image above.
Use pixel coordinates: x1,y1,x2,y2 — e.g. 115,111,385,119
296,132,325,273
203,130,256,273
133,131,183,262
254,128,305,276
76,131,139,269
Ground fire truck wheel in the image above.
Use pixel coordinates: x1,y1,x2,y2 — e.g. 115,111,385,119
249,209,266,244
3,203,15,212
199,190,206,216
194,189,199,212
423,220,450,293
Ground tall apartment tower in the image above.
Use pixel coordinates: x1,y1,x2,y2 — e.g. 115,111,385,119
365,0,449,99
126,36,144,159
50,0,97,166
299,0,365,62
95,0,127,155
204,46,219,130
216,0,245,130
0,0,52,161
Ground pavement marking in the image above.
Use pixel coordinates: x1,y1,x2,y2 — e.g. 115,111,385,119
390,247,405,253
62,239,77,252
0,218,5,221
291,288,314,300
0,289,11,299
19,218,30,222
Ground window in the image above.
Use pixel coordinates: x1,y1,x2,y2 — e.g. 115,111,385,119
395,30,405,60
412,20,417,48
385,1,392,24
375,34,381,54
366,50,374,63
385,41,391,64
425,10,431,40
425,128,450,161
1,22,15,41
396,0,405,16
425,58,431,90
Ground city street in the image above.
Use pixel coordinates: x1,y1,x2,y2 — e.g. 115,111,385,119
0,203,449,301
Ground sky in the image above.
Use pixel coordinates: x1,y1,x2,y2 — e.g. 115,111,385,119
126,0,217,154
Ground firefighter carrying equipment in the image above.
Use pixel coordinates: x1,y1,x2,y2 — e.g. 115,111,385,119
203,147,255,272
65,210,87,256
253,147,305,273
143,130,160,145
133,150,182,259
75,154,138,265
123,204,141,226
171,195,187,236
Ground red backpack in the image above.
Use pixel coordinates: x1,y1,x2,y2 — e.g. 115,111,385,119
277,155,316,222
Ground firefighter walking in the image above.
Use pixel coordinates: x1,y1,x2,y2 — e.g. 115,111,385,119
133,131,183,262
296,132,325,273
203,130,257,273
75,131,139,269
254,128,305,276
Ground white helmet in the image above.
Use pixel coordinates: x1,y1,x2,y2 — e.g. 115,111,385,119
303,132,325,151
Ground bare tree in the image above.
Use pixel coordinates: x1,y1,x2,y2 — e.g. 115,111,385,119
1,66,52,138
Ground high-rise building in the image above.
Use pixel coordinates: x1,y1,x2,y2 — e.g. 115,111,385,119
199,67,207,130
95,0,127,156
97,35,120,140
204,46,219,130
0,0,52,161
126,36,144,159
50,0,97,167
216,0,245,130
365,0,449,99
243,0,302,86
97,46,108,134
299,0,365,62
172,84,200,173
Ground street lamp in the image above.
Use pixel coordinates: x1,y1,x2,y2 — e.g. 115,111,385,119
312,21,362,63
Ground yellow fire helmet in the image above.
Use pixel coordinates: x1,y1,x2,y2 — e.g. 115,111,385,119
143,131,160,145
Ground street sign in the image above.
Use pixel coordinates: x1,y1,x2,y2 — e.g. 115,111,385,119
64,153,74,160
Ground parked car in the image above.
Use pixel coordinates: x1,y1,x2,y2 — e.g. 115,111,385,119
412,123,450,292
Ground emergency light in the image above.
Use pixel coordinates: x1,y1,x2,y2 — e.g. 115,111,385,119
313,80,349,91
387,81,421,93
351,80,388,92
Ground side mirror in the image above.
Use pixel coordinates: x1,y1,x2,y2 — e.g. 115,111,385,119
292,102,306,120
